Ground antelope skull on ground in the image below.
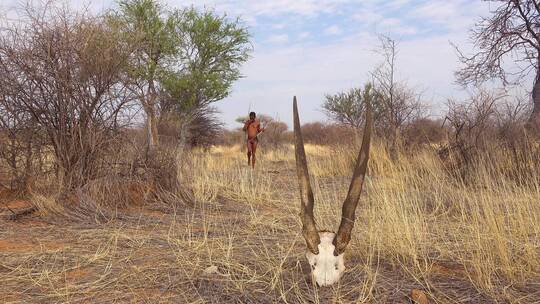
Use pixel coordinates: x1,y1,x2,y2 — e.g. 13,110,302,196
293,96,372,287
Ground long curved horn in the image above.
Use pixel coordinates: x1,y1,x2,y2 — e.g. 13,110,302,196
293,96,320,254
333,100,373,256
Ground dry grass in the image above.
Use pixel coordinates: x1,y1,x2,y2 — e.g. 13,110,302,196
1,142,539,303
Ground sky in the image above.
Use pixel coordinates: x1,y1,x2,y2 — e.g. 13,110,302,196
1,0,499,129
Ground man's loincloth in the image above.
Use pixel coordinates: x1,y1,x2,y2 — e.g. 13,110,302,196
247,137,258,153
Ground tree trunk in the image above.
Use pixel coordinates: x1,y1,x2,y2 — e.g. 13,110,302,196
146,80,159,152
23,135,34,192
389,126,401,161
146,107,159,150
528,58,540,133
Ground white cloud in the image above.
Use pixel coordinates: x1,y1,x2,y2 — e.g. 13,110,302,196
372,18,418,36
324,25,342,35
299,31,311,39
379,18,401,27
173,0,354,18
386,0,411,9
352,9,383,25
413,1,458,20
412,0,490,32
393,26,418,35
267,34,289,44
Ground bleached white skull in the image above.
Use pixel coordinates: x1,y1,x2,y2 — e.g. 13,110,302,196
305,232,345,286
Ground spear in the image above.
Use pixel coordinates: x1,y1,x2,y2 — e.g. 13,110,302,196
245,102,252,141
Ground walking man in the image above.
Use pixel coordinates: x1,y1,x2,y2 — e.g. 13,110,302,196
243,112,265,169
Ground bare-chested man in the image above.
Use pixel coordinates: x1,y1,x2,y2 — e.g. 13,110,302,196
243,112,264,169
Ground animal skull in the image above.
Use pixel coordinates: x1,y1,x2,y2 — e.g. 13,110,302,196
306,232,345,286
293,96,372,286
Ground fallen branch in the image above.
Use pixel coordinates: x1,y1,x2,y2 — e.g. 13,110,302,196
0,182,18,217
1,200,17,217
7,206,37,221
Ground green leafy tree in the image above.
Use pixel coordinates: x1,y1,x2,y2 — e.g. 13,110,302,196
112,0,180,151
159,8,251,145
161,8,251,115
112,0,251,151
322,83,377,129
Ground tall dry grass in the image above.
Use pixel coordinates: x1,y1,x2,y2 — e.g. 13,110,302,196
1,140,538,303
180,141,540,301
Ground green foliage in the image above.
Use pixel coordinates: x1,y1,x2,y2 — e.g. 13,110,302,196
322,83,376,128
112,0,251,114
235,116,248,125
113,0,181,82
162,7,251,113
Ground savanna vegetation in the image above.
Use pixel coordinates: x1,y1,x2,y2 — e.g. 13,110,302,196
0,1,539,303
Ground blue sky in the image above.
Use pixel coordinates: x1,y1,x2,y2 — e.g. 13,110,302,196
1,0,497,129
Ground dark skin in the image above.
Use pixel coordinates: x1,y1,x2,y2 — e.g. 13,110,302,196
243,113,265,169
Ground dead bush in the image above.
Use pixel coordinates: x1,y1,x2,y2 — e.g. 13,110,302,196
440,89,539,182
0,121,46,193
25,133,188,221
260,119,288,149
299,122,326,144
158,107,223,149
300,122,357,146
403,118,446,146
441,89,501,165
0,5,133,190
217,129,244,146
